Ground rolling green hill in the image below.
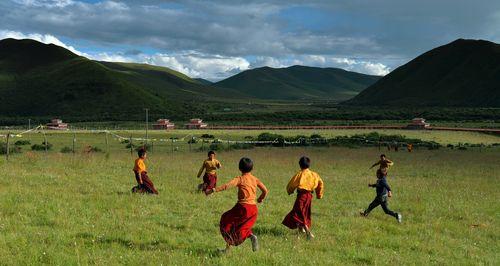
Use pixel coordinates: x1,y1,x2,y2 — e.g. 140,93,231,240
0,38,242,119
214,65,381,101
346,39,500,107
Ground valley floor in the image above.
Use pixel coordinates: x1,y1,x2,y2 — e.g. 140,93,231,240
0,143,499,264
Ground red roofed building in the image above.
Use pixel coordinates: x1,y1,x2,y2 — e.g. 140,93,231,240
185,118,208,129
46,119,68,130
153,119,175,130
407,118,430,129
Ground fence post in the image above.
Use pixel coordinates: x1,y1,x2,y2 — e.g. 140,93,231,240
72,132,76,154
151,140,154,153
171,138,174,153
105,131,109,153
189,136,193,152
43,131,48,153
227,140,230,150
130,136,133,155
201,139,204,151
6,133,10,161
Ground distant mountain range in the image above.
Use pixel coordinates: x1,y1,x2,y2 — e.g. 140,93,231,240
346,39,500,107
0,38,239,118
215,65,380,101
0,37,498,120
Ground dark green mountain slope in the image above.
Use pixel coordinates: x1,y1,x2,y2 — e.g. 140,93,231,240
214,65,381,101
347,39,500,107
0,38,242,118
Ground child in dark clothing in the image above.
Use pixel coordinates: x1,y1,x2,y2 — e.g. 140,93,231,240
361,169,402,223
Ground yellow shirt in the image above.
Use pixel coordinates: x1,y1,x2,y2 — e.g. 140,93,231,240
197,159,221,177
286,169,324,199
133,158,146,174
215,173,268,205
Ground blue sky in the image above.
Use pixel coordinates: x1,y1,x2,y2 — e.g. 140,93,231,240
1,0,499,80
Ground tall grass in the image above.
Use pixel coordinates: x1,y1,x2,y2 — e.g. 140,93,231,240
0,146,498,265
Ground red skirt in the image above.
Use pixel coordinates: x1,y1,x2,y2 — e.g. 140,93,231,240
220,203,258,246
133,171,158,194
203,172,217,191
282,190,312,229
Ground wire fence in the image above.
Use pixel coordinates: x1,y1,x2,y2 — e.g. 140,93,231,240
1,125,496,161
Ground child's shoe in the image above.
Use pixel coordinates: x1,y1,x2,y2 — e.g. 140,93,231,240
397,213,402,223
249,234,259,251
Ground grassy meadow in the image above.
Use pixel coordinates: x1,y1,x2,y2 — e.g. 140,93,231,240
0,130,499,265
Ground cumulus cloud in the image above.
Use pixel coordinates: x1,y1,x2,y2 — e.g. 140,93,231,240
1,0,499,79
251,55,390,76
0,29,84,55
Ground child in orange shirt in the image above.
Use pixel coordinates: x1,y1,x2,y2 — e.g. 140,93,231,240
132,148,158,194
206,157,268,253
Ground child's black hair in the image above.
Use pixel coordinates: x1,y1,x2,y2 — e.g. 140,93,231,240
208,150,216,157
299,156,311,169
138,148,147,158
380,154,386,158
239,157,253,173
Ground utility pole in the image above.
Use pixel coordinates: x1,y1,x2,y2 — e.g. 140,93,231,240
145,108,149,148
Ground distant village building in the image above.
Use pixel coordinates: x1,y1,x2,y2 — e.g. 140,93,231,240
46,119,68,130
185,118,208,129
407,118,430,129
153,119,175,130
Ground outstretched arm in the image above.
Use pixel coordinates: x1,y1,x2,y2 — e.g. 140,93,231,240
206,177,239,195
257,179,268,203
197,162,205,178
315,177,324,199
370,161,380,169
286,172,300,195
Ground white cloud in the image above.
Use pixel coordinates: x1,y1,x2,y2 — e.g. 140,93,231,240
0,30,85,56
13,0,74,8
251,55,390,76
142,53,250,80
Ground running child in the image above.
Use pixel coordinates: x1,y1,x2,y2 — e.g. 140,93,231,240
197,150,221,193
206,157,268,253
360,169,402,223
132,148,158,194
282,156,324,240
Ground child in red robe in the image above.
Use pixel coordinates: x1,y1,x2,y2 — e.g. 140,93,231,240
132,148,158,194
197,150,221,193
206,157,268,253
282,156,324,240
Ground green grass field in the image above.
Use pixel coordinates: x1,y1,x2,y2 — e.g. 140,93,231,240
0,130,499,265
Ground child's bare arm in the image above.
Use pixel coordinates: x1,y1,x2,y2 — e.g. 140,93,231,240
197,162,205,178
257,180,268,203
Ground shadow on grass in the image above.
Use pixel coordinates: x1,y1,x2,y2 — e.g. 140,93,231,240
252,226,286,236
75,232,173,251
74,232,223,258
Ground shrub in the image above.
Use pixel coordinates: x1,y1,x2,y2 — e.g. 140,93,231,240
15,140,31,146
0,143,22,154
201,134,214,139
31,142,52,151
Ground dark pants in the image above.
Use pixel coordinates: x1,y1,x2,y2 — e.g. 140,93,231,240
364,195,397,218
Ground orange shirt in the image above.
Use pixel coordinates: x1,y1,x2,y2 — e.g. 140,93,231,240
133,158,146,174
215,173,268,205
197,159,221,177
